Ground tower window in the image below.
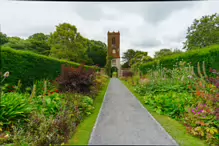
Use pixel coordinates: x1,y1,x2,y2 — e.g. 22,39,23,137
112,37,116,45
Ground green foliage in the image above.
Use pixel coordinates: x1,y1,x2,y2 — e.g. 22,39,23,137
1,23,107,67
105,56,113,77
0,46,97,88
0,93,33,128
49,23,92,64
139,45,219,76
3,37,32,51
125,59,219,145
112,72,118,77
154,48,183,59
122,49,151,68
33,93,65,117
143,92,194,119
87,40,107,67
1,73,108,145
79,96,94,116
12,112,67,145
0,32,8,45
131,55,153,72
183,13,219,50
27,33,51,55
122,49,136,68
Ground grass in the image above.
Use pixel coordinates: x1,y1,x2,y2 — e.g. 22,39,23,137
121,80,208,146
67,79,110,145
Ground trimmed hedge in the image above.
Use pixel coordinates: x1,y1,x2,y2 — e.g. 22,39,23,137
139,45,219,76
0,46,98,88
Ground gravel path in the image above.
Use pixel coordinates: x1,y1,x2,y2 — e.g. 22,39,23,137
89,78,178,145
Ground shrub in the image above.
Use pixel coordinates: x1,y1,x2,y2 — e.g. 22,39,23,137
12,112,69,145
0,93,33,129
56,64,96,94
143,92,194,119
129,59,219,145
33,93,65,117
12,93,94,145
0,47,98,88
78,96,94,116
122,71,133,77
139,45,219,76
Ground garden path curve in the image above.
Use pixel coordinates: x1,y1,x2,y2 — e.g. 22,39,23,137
89,78,179,145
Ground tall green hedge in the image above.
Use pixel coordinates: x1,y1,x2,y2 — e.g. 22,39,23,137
139,45,219,76
0,46,98,88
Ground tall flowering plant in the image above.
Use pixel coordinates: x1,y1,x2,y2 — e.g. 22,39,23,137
183,72,219,144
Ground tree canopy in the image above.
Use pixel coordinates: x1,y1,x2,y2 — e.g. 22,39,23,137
1,23,107,67
122,49,152,69
183,13,219,51
154,48,183,59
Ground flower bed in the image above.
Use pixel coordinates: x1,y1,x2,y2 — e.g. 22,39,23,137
122,61,219,145
0,64,109,145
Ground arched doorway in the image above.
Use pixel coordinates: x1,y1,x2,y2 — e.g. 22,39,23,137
111,66,118,77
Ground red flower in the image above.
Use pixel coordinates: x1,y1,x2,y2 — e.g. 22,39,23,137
55,89,59,93
196,90,201,96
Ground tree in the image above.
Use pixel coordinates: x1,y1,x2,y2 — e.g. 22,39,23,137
154,48,183,59
183,13,219,51
27,33,51,55
154,49,173,58
3,37,32,50
121,62,129,68
87,40,107,67
130,51,153,73
122,49,137,68
130,52,153,66
49,23,91,63
0,32,8,45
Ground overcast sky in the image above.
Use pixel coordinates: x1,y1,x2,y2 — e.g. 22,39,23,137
0,0,219,58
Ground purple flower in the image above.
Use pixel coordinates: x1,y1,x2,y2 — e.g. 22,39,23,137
200,110,204,113
198,111,201,114
192,109,196,114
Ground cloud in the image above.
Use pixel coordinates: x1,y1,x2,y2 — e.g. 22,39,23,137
132,38,162,48
0,0,218,58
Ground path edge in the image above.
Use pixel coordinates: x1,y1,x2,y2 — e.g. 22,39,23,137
88,78,111,145
121,79,179,146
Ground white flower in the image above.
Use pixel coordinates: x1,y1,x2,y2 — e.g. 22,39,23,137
3,71,9,78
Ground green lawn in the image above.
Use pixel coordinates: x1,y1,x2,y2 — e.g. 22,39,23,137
67,79,110,145
122,80,208,146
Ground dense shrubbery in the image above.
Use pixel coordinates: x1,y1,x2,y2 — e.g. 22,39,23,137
0,46,98,88
56,64,96,94
0,64,109,145
139,45,219,77
122,71,133,77
123,61,219,145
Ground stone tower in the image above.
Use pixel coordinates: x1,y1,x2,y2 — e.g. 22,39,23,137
107,31,121,77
